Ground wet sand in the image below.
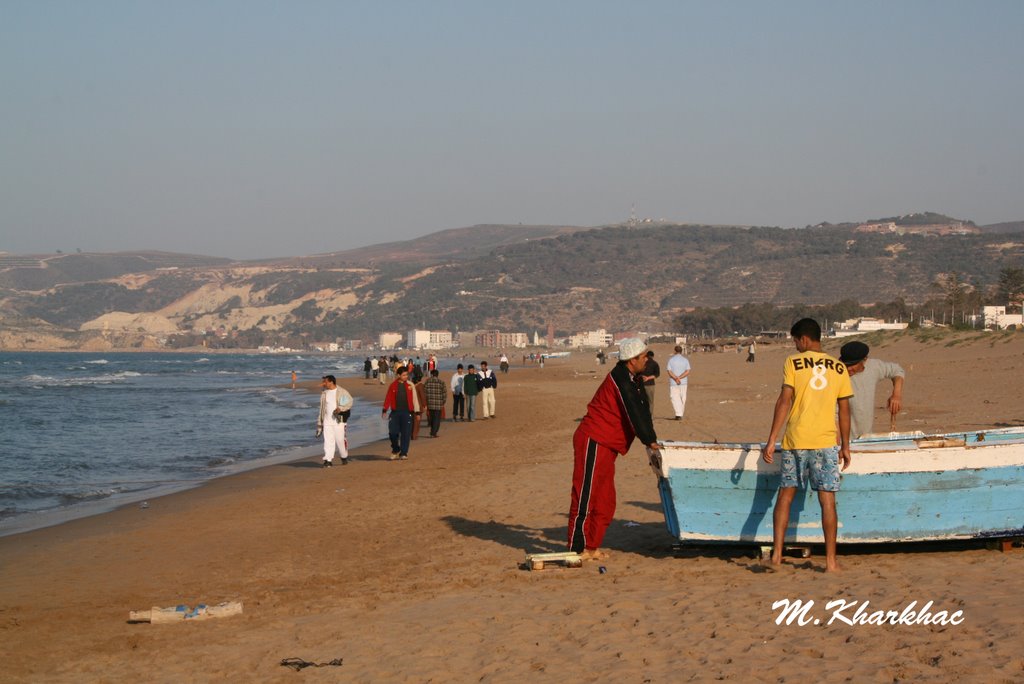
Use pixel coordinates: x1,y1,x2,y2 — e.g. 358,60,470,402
2,332,1023,682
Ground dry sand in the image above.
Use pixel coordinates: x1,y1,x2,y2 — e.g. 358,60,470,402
2,332,1023,682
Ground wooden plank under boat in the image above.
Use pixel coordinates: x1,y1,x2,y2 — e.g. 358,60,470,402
652,427,1024,545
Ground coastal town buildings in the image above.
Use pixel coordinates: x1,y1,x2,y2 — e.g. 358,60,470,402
475,331,528,348
568,328,612,348
407,329,454,350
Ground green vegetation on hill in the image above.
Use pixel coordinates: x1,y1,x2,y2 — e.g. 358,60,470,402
870,211,973,227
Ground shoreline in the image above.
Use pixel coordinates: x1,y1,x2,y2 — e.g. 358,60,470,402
0,370,390,540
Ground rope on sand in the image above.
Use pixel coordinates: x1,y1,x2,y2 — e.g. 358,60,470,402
280,657,343,671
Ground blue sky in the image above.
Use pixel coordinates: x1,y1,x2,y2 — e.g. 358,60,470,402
2,1,1022,259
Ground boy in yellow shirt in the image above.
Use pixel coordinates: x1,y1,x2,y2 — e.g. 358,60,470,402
761,318,852,573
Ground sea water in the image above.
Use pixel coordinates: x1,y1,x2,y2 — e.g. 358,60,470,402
0,351,398,536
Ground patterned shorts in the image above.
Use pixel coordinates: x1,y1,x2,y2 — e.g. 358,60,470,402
779,446,841,492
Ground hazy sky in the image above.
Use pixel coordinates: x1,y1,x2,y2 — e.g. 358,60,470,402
3,1,1023,260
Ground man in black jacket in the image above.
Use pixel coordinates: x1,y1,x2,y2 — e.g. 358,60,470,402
478,361,498,419
641,350,660,413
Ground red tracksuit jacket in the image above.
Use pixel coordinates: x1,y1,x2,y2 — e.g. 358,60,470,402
577,361,658,453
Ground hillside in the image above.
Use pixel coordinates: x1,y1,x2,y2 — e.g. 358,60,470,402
263,224,589,266
1,222,1022,349
0,251,231,291
981,221,1024,234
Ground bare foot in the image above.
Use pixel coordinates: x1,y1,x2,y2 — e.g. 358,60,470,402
825,561,842,573
580,549,610,561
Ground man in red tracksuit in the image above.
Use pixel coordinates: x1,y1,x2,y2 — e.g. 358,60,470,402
568,337,660,560
381,366,420,460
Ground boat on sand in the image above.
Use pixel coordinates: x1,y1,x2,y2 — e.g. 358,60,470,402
651,427,1024,546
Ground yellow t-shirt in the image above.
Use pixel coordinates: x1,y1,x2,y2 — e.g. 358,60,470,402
781,350,853,450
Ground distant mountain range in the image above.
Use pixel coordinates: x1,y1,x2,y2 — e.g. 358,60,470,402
1,214,1022,350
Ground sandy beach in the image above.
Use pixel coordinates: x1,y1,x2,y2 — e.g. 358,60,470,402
2,332,1023,682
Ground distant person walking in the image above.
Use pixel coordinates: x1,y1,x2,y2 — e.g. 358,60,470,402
463,364,480,421
839,341,906,438
747,340,756,363
450,364,466,421
363,357,372,379
317,374,353,467
666,345,691,421
478,361,498,419
499,353,510,374
567,338,659,560
382,366,418,460
412,376,428,440
641,350,660,412
424,369,447,437
761,318,852,573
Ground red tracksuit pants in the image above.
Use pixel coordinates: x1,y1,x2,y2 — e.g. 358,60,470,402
567,429,619,553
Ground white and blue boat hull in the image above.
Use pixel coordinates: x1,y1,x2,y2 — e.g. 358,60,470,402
654,428,1024,544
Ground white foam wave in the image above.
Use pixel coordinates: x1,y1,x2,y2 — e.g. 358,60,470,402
23,371,143,387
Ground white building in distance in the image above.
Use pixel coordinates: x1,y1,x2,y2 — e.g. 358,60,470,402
983,306,1024,329
408,329,454,350
833,318,909,337
569,328,613,348
378,332,403,350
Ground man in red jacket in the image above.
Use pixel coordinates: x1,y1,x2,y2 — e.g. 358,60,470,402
382,366,420,460
567,337,660,560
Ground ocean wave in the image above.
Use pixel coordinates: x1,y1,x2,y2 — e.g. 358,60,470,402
58,487,122,505
196,358,210,363
0,484,55,501
22,371,143,387
86,359,109,365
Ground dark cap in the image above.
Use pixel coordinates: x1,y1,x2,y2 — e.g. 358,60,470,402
839,341,869,365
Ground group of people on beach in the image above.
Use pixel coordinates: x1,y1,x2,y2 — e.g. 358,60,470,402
379,359,498,460
568,321,904,571
319,356,502,465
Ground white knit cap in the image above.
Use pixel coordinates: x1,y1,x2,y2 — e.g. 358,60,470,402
618,337,647,360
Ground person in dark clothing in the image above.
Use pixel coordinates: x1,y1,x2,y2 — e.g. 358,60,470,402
641,350,660,412
424,369,447,437
463,364,480,421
